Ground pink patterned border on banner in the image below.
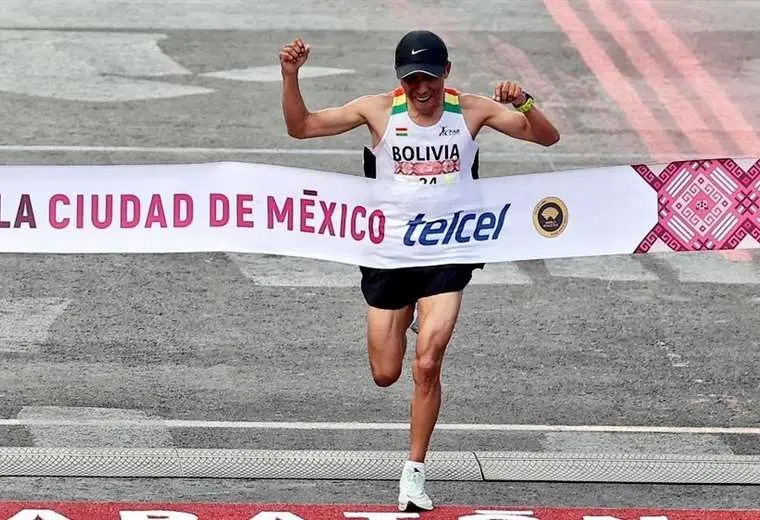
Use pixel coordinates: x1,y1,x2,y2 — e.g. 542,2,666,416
633,158,760,253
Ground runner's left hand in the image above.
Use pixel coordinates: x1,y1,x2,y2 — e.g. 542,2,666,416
493,81,526,107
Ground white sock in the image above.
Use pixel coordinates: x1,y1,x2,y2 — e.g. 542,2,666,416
404,460,425,473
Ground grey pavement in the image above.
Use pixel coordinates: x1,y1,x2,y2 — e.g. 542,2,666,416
2,478,760,509
1,0,760,509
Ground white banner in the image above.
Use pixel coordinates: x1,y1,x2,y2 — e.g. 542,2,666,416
0,158,758,268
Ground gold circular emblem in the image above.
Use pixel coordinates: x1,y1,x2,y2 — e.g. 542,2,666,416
533,197,568,238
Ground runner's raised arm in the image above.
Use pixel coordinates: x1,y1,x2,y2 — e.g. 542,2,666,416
279,38,372,139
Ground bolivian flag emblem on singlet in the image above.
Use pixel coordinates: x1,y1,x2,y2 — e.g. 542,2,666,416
395,127,408,137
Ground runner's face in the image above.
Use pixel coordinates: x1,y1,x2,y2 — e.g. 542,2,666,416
400,68,449,115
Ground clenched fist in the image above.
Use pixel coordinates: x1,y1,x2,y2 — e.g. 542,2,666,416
279,38,310,76
493,81,527,107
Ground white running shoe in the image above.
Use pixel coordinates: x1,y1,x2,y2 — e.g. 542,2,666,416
398,465,433,511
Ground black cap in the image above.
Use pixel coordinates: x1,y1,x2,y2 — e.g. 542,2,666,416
394,30,449,79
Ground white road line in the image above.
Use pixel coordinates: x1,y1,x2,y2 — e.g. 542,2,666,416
471,263,532,285
0,144,650,160
1,419,759,434
230,253,760,287
17,406,174,448
231,254,533,287
200,65,355,82
659,250,760,284
544,431,733,455
229,253,359,287
544,255,659,281
0,145,358,155
0,31,214,102
0,297,70,353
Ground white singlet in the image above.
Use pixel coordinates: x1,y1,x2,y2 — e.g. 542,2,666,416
363,86,480,185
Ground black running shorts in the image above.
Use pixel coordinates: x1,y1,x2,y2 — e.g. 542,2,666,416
358,263,484,310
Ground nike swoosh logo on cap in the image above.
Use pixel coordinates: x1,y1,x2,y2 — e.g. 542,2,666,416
411,48,427,55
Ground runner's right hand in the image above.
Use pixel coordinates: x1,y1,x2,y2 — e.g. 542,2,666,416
279,38,310,76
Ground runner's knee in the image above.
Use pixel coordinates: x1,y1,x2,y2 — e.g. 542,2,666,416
366,305,411,388
369,347,403,386
371,365,402,387
412,355,441,385
412,322,453,385
367,334,406,387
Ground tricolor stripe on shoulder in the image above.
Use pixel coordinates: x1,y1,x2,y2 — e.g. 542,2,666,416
444,87,461,114
391,87,407,114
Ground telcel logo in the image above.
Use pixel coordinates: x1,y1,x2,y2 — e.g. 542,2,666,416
403,203,511,246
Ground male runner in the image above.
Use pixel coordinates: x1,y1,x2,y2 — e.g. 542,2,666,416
279,30,559,511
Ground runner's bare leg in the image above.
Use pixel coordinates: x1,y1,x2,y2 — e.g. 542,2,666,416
366,304,415,387
408,291,463,462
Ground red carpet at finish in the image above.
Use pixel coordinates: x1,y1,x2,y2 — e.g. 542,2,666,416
1,503,760,520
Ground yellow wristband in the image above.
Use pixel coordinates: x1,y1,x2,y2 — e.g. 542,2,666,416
515,97,535,113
